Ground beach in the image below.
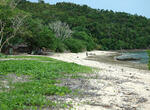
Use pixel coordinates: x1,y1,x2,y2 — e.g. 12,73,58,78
49,50,150,110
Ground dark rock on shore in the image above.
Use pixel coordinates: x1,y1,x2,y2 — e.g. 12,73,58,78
116,57,141,61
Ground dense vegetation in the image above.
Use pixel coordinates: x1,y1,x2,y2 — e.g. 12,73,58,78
0,55,93,109
1,0,150,53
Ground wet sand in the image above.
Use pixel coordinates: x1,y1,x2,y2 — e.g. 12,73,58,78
86,52,148,70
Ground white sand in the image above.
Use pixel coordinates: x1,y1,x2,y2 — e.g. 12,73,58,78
49,50,150,110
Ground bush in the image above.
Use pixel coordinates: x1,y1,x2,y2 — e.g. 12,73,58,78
100,38,114,50
55,39,66,52
64,38,86,53
0,53,4,58
34,26,57,50
72,31,96,51
0,53,7,58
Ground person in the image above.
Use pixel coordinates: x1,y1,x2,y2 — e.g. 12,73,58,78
86,52,88,56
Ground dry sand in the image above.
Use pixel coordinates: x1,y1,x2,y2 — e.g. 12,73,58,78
49,50,150,110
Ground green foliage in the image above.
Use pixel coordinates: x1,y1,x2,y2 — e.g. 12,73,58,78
0,53,5,58
55,39,66,52
0,59,92,76
34,26,57,50
38,0,45,3
17,1,150,51
0,1,28,53
1,0,150,53
100,38,113,50
0,56,93,109
72,31,96,51
64,38,86,53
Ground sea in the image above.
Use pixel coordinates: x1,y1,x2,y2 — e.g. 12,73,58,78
116,51,149,64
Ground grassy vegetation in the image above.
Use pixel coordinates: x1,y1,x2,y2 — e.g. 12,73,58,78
0,53,7,58
0,56,93,110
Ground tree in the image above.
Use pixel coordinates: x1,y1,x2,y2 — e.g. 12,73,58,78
72,31,96,51
49,21,73,40
0,0,21,9
10,1,150,51
38,0,44,3
34,26,57,50
0,0,27,53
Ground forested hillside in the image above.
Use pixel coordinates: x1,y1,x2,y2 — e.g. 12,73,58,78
1,0,150,53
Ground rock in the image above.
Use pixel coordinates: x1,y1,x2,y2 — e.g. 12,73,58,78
116,57,140,61
137,97,148,104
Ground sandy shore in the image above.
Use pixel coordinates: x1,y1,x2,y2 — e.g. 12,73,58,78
49,50,150,110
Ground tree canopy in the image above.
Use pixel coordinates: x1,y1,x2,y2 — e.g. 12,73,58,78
1,0,150,53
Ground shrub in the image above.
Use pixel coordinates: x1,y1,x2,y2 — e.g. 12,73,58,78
64,38,86,53
55,39,66,52
34,26,57,50
0,53,4,58
0,53,7,58
72,31,96,51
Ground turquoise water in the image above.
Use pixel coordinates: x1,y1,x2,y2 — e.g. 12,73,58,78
117,51,149,64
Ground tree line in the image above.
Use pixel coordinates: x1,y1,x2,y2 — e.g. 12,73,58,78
0,0,150,54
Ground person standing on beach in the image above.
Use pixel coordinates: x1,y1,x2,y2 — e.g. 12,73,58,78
86,52,88,56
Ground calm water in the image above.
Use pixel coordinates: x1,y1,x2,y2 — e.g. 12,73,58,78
117,51,149,64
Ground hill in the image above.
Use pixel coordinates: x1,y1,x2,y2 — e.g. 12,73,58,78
1,0,150,53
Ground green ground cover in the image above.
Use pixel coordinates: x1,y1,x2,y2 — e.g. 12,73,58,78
0,56,93,110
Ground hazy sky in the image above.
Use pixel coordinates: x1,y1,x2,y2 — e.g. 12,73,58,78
29,0,150,18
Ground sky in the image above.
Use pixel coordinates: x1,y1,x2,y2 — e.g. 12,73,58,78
29,0,150,18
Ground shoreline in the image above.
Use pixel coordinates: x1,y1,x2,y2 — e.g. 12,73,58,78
49,50,150,110
86,51,148,70
116,49,148,53
50,50,148,70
